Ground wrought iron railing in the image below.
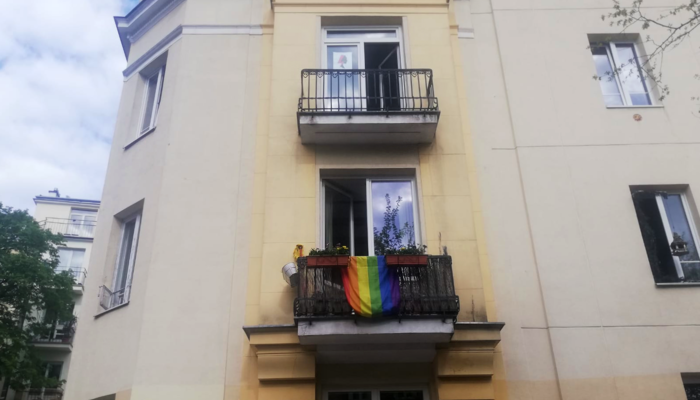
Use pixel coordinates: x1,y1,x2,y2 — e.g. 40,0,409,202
16,388,63,400
298,69,438,113
40,217,96,238
294,256,459,320
56,267,87,286
98,285,127,310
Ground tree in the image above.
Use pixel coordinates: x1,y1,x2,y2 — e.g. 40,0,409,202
599,0,700,106
373,194,415,255
0,203,74,392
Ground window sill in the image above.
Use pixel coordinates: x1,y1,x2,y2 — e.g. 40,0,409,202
656,282,700,288
124,127,155,150
94,301,129,319
606,105,664,109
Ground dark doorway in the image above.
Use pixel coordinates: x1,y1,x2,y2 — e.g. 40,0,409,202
364,43,400,111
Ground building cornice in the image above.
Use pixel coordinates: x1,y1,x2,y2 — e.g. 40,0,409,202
33,196,101,208
114,0,186,59
122,24,266,79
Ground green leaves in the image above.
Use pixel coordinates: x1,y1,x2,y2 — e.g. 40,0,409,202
0,203,74,391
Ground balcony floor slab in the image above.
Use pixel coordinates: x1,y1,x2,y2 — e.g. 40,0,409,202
298,113,438,144
297,318,454,346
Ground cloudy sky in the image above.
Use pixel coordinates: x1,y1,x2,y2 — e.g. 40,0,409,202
0,0,137,213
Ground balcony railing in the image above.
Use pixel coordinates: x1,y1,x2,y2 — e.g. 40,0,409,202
56,267,87,286
294,256,459,320
16,388,63,400
40,218,96,239
98,285,127,310
298,69,438,114
32,324,75,345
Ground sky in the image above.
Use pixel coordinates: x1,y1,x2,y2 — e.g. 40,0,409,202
0,0,138,213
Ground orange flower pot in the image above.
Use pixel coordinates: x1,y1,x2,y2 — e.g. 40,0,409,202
306,255,350,267
384,255,428,267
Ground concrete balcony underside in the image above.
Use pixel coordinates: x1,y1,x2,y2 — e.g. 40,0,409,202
298,112,439,144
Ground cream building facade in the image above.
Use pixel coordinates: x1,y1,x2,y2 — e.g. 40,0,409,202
454,0,700,399
64,0,700,400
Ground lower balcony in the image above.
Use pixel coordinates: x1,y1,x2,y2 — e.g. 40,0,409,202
31,324,75,352
294,255,459,353
14,388,63,400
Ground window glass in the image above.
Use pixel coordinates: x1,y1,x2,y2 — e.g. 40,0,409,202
371,181,415,255
591,45,623,106
141,72,160,132
328,392,372,400
58,248,85,269
116,219,137,291
614,44,651,105
379,391,424,400
327,30,397,39
326,45,361,110
662,194,700,264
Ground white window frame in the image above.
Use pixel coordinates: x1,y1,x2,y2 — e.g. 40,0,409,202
323,387,430,400
112,213,141,304
319,175,422,256
138,65,165,136
595,41,653,107
654,191,700,279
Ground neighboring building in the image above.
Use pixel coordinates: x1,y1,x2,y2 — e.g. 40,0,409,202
453,1,700,399
63,1,700,400
0,195,99,400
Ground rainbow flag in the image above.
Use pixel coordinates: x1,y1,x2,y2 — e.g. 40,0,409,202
341,256,400,317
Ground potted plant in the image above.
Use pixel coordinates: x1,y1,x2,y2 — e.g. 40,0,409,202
306,244,350,267
384,244,429,267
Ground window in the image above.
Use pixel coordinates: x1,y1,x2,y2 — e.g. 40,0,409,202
590,41,652,107
110,213,141,307
323,27,404,111
66,209,97,237
683,373,700,400
58,248,85,270
139,65,165,135
325,390,426,400
632,189,700,283
321,172,420,256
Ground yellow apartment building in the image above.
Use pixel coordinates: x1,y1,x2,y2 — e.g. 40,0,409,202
65,0,504,399
63,0,700,399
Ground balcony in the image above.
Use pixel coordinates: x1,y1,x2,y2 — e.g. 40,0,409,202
56,267,87,288
40,218,95,239
297,69,440,144
31,324,75,352
294,256,458,354
98,285,128,312
14,388,63,400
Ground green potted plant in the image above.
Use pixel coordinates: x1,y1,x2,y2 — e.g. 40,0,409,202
384,244,428,267
306,244,350,267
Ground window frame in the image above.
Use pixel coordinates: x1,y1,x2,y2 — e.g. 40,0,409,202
322,26,405,70
593,41,653,107
111,212,141,304
138,65,165,136
319,174,422,256
323,386,430,400
654,191,700,280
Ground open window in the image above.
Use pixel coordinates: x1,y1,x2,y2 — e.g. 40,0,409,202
325,389,427,400
589,39,652,107
321,171,420,256
631,189,700,283
323,27,404,111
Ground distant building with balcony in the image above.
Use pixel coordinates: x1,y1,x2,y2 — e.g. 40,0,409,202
0,195,101,400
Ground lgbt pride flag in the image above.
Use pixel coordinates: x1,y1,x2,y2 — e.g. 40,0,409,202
341,256,400,317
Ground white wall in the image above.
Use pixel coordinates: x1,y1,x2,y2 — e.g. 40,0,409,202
458,0,700,399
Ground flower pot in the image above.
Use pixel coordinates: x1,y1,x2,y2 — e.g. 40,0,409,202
306,255,350,267
385,254,428,267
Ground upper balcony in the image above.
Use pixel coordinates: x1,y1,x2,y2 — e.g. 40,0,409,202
297,69,440,144
15,388,63,400
40,217,96,239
